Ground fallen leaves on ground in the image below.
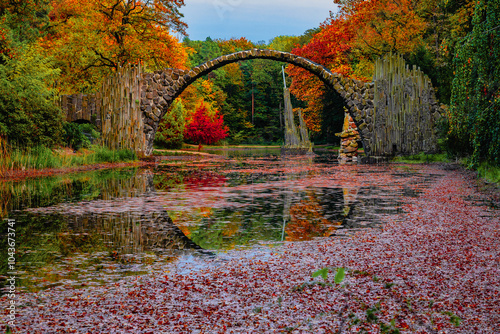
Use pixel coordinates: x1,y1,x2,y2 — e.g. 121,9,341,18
3,165,499,333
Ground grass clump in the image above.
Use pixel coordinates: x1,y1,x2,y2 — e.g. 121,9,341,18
0,137,137,174
477,161,500,185
392,152,449,164
5,146,62,170
153,149,198,156
93,147,137,163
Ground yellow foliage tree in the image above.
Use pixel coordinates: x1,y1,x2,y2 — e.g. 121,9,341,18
43,0,189,93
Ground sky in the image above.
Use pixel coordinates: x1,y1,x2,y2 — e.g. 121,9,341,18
179,0,338,43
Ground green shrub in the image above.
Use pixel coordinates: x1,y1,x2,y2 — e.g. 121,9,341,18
0,44,63,148
116,149,137,162
78,123,100,142
63,123,86,150
449,0,500,167
63,123,100,150
436,117,472,160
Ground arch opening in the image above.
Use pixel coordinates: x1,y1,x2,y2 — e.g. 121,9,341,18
141,49,374,156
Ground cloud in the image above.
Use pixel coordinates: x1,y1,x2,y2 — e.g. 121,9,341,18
181,0,337,42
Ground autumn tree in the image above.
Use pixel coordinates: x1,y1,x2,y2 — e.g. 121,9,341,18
44,0,189,92
284,0,481,145
268,35,300,52
0,0,63,147
182,37,257,143
335,0,427,59
286,20,355,141
330,0,476,102
288,0,428,125
184,103,228,151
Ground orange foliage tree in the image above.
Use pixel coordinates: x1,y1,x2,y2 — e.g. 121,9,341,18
287,17,356,135
334,0,427,58
287,0,429,137
217,37,254,55
286,193,342,241
43,0,189,92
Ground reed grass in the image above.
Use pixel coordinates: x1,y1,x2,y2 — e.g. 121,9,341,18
0,137,137,175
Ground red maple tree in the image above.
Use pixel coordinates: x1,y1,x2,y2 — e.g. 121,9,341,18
184,103,229,151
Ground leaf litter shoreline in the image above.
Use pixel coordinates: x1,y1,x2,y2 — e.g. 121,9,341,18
3,164,500,333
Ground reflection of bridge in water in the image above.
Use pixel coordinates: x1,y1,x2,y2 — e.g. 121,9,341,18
68,211,203,254
18,163,427,254
280,165,407,241
2,158,437,293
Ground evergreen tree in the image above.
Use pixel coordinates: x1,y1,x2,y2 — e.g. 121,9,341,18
155,99,186,149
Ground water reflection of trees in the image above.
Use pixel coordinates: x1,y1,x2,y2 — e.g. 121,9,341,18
0,168,154,217
1,159,432,293
286,190,344,241
284,184,407,241
68,211,202,254
2,162,417,266
280,157,356,242
1,210,201,266
0,168,203,287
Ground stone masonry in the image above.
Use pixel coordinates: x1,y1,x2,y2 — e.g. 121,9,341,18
336,110,361,163
62,49,442,158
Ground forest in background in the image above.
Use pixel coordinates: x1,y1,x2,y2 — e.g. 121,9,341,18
0,0,498,168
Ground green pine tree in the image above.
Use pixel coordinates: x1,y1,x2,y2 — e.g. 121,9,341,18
154,99,186,149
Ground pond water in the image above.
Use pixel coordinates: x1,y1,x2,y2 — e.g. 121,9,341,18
0,150,439,293
204,147,282,158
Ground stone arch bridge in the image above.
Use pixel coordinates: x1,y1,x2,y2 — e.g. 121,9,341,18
62,49,442,157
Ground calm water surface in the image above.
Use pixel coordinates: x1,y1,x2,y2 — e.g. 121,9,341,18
0,150,438,292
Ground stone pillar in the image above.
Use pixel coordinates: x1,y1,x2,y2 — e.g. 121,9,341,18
336,110,361,163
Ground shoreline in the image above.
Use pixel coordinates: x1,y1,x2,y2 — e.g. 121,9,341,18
0,160,159,182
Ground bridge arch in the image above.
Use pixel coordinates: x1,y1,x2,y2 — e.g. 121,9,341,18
140,49,376,155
